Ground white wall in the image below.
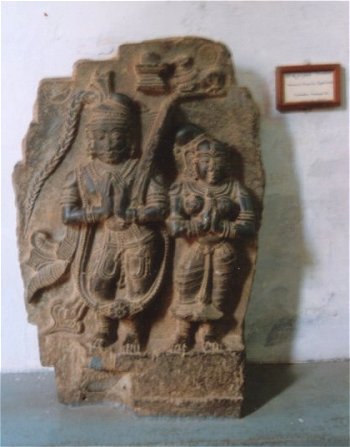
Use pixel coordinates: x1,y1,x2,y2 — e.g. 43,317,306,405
2,1,348,371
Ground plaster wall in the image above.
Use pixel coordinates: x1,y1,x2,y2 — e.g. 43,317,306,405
2,1,348,371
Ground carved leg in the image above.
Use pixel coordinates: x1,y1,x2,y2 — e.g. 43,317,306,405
172,243,205,321
171,319,193,353
91,316,115,349
122,318,141,354
175,243,204,303
124,235,157,299
212,242,236,311
202,322,225,352
90,241,120,301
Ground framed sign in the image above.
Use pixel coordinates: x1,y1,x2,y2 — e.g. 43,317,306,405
276,64,341,111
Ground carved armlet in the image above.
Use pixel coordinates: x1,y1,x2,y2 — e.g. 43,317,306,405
234,210,256,237
220,220,237,239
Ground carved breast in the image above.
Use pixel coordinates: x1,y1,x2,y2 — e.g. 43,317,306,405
216,196,239,220
182,181,239,221
183,194,204,216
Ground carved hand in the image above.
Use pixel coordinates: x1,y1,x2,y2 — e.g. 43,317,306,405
189,217,209,237
192,210,211,234
211,219,224,234
89,182,114,221
83,188,113,223
100,183,114,218
210,210,224,234
124,207,138,224
125,205,166,224
105,215,128,231
167,219,187,237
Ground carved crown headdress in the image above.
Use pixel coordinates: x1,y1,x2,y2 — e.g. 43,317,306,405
173,124,207,175
173,124,227,177
87,70,133,129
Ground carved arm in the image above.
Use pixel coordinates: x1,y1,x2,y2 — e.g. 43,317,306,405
233,185,255,237
62,202,112,225
213,185,255,239
125,174,169,225
61,171,113,225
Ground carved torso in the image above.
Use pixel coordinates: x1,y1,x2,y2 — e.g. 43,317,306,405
175,179,241,242
63,158,138,222
70,159,136,208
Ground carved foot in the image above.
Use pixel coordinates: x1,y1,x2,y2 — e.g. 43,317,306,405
90,333,109,349
171,335,191,353
122,334,141,354
89,316,115,349
203,335,225,352
230,334,244,351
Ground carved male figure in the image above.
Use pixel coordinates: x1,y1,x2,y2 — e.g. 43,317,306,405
167,124,255,352
61,92,168,351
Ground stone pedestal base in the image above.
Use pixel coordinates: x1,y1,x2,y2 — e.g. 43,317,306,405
54,346,245,417
116,351,245,416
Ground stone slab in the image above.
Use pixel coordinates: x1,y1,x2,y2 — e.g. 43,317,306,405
14,36,263,414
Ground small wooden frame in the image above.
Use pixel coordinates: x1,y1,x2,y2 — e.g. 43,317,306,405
276,64,341,111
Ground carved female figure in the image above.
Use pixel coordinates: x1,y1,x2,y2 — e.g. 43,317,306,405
167,124,255,352
60,92,168,351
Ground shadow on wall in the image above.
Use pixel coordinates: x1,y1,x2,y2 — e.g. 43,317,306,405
239,69,313,358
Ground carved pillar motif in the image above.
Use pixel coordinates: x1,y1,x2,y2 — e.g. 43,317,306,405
14,38,264,416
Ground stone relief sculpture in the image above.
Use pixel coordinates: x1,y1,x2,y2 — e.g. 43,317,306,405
14,37,264,416
168,124,255,353
25,75,169,353
60,89,169,352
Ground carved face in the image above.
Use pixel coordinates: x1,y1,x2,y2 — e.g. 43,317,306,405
87,122,129,164
194,141,226,185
